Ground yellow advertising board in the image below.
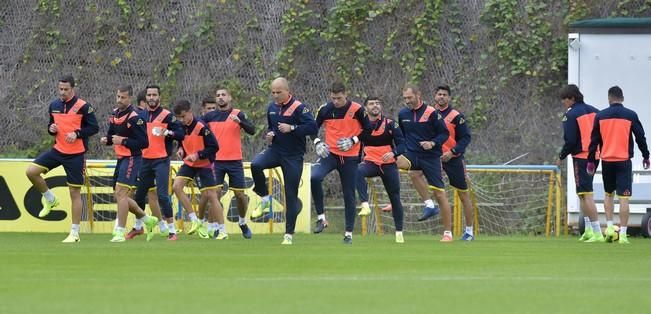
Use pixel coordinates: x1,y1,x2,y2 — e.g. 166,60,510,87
0,159,312,234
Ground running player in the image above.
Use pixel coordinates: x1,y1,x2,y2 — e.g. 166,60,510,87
396,83,453,242
355,96,406,243
250,77,317,245
203,87,256,238
100,85,158,242
26,75,99,243
129,85,185,241
171,99,227,240
311,82,369,244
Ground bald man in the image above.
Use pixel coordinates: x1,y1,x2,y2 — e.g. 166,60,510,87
250,78,318,245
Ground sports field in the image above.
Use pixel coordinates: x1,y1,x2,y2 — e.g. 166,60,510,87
2,233,650,314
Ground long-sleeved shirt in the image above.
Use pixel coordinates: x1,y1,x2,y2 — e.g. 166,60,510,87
106,105,149,156
202,108,256,135
202,107,255,161
315,100,370,157
266,96,318,156
48,95,99,153
315,100,370,134
437,105,471,156
559,102,599,160
140,105,185,158
588,103,649,162
398,102,449,157
180,117,218,163
359,116,405,165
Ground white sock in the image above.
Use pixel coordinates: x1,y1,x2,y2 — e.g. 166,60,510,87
345,231,352,237
207,223,215,233
583,216,590,228
424,199,435,208
620,226,627,236
201,217,207,224
134,218,144,230
43,190,56,203
262,195,271,202
284,233,292,239
606,220,614,228
395,231,403,236
158,220,168,232
115,226,126,234
444,230,452,236
188,212,198,223
71,224,80,234
318,214,326,221
361,201,369,208
168,223,176,234
465,226,473,236
238,216,246,226
218,224,226,233
591,221,601,234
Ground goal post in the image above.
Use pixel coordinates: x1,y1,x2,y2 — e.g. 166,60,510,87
364,165,564,237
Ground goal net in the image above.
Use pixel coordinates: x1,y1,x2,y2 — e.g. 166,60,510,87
363,165,564,237
81,161,292,235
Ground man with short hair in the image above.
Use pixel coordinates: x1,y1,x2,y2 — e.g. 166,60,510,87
406,85,474,240
100,85,158,243
203,87,256,238
356,96,406,243
130,85,185,241
250,77,317,245
587,86,650,244
396,83,453,242
311,82,369,244
201,96,217,115
557,84,603,242
172,99,227,240
136,89,147,112
26,75,99,243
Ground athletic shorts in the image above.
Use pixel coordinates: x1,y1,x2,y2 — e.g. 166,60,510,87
442,156,468,190
572,158,598,194
401,151,444,191
32,149,86,187
214,160,246,190
113,155,142,189
601,160,632,197
138,157,171,190
176,164,217,191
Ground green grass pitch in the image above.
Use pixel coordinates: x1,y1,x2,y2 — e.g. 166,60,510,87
2,232,651,314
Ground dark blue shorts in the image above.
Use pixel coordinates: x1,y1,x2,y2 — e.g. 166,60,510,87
214,160,246,190
113,156,142,189
32,149,86,187
572,158,598,194
176,164,217,191
442,156,468,190
601,160,632,197
401,151,444,190
138,157,171,191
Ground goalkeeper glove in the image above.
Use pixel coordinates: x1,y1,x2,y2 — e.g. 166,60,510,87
336,136,359,152
586,161,596,175
152,127,173,137
314,138,329,158
644,158,650,170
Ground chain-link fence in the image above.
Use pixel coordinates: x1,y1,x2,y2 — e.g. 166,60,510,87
0,1,644,165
